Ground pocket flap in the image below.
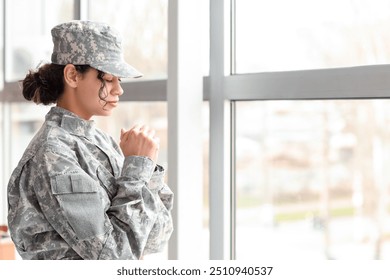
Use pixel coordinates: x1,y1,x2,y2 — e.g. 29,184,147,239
52,173,97,194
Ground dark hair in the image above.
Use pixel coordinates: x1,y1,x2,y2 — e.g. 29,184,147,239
22,64,106,105
96,70,108,107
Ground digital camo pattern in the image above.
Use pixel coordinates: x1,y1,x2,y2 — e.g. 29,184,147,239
51,20,142,78
7,106,173,260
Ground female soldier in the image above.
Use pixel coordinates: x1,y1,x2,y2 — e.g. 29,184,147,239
7,20,173,259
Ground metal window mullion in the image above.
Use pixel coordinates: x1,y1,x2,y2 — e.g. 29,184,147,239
224,65,390,101
74,0,88,20
167,0,204,260
230,100,236,260
210,0,231,260
1,0,4,87
230,0,236,75
229,0,237,260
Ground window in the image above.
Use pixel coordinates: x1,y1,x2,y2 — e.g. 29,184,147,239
1,0,73,228
235,0,390,73
0,103,4,225
226,0,390,260
88,0,168,80
235,100,390,259
0,0,4,225
1,0,174,259
9,104,50,168
5,0,73,82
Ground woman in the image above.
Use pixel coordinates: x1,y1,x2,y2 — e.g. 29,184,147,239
7,20,173,260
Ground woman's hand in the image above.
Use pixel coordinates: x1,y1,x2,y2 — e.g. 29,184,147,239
119,124,160,163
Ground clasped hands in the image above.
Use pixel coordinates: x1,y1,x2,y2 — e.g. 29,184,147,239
120,124,160,164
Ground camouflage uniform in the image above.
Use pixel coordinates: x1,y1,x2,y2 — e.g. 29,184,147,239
7,106,174,259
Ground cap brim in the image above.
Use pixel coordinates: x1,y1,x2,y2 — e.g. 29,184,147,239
92,60,143,78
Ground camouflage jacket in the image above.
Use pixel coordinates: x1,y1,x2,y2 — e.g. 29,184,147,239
7,106,173,259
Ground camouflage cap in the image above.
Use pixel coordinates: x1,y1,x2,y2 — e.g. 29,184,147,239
51,20,142,78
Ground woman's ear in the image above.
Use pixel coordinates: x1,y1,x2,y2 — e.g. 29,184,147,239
63,64,78,88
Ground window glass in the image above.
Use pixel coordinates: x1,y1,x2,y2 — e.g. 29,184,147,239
235,0,390,73
10,104,50,168
202,101,210,259
89,0,168,80
5,0,73,82
0,0,3,90
0,104,4,224
236,100,390,260
201,0,210,76
0,0,4,224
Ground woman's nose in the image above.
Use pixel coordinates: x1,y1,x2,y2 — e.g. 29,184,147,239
112,81,124,96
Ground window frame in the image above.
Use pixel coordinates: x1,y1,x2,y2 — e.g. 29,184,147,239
225,0,390,260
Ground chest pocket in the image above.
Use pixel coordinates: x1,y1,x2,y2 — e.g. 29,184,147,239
51,173,107,241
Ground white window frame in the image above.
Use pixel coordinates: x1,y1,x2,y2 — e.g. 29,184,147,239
221,0,390,260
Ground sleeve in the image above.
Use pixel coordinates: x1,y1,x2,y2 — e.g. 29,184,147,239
33,144,173,260
138,164,174,256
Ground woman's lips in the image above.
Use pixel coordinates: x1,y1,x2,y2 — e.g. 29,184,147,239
106,100,119,106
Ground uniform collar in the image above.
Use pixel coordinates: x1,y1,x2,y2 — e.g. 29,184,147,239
46,106,96,139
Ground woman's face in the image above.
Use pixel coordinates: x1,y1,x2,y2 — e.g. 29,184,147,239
74,68,123,120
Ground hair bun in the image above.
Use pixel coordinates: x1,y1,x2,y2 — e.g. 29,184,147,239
21,64,65,105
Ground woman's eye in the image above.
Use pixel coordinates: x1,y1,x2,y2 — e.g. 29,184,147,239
105,79,113,83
